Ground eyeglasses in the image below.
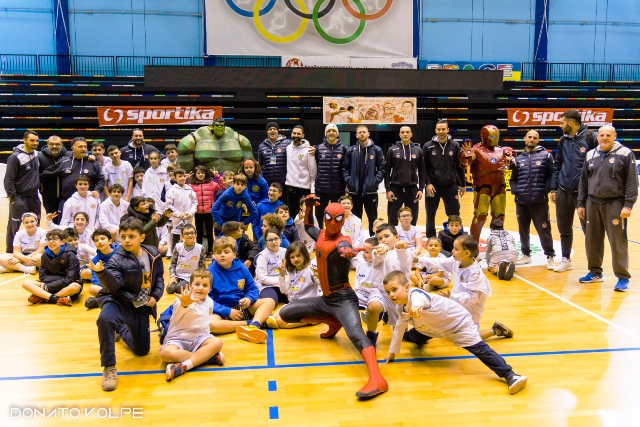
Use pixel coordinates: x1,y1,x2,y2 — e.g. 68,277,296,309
266,238,281,243
182,232,196,236
399,214,412,218
46,238,61,242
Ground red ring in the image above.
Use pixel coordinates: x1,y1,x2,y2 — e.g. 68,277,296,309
341,0,393,20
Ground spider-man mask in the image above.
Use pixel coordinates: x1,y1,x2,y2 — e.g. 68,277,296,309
324,203,345,237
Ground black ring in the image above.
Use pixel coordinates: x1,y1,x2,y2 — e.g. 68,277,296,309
284,0,336,19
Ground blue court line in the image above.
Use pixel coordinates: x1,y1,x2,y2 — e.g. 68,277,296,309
268,380,277,392
1,346,639,382
266,329,276,367
269,406,279,420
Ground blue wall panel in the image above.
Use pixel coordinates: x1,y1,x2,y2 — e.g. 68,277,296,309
0,4,55,54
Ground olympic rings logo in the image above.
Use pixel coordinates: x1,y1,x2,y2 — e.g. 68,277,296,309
224,0,393,44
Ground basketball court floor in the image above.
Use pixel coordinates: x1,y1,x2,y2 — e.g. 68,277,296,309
1,193,639,427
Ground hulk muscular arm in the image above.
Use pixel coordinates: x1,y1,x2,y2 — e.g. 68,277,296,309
238,134,254,162
177,132,196,173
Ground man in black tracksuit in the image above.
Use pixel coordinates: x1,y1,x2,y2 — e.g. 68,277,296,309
4,131,41,252
509,130,555,268
41,137,105,219
385,126,426,226
315,124,347,228
120,129,161,170
38,135,68,224
550,110,597,273
577,126,637,292
343,125,386,235
423,120,466,237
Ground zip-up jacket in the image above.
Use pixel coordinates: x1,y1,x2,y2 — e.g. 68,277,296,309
165,183,197,229
60,191,100,229
207,259,259,319
5,144,40,199
95,244,164,310
247,175,270,205
90,244,117,286
315,138,347,193
578,141,638,209
41,154,105,200
550,124,597,193
342,139,386,195
190,176,224,214
120,205,169,247
283,217,300,243
211,187,258,226
423,136,465,187
258,135,290,186
509,145,554,204
38,243,80,289
38,146,69,201
253,198,283,240
120,141,161,170
384,141,426,190
285,140,316,191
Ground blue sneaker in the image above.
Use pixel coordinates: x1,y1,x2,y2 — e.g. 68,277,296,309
579,272,604,283
614,278,630,292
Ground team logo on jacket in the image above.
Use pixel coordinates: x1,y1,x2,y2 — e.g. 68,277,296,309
277,148,282,152
536,161,541,165
191,256,197,261
237,279,245,290
411,154,416,159
370,155,374,159
609,158,615,164
84,169,89,173
337,154,342,159
580,147,586,153
236,201,243,208
252,185,259,192
449,151,453,156
226,201,233,207
91,205,96,209
612,219,620,225
160,179,164,183
299,277,305,283
542,222,548,228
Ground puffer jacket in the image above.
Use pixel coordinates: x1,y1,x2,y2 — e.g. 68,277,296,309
95,244,164,311
550,124,597,193
191,177,224,214
38,243,80,289
315,138,347,193
343,139,386,195
258,135,290,186
509,145,554,204
120,205,169,247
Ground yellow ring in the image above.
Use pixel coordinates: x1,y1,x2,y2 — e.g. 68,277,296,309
253,0,308,43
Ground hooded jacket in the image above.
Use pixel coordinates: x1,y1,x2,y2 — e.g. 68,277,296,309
342,139,386,195
120,205,170,247
120,141,160,170
384,141,426,190
285,139,317,190
190,176,224,214
550,124,597,193
282,217,300,244
90,244,118,286
509,145,554,205
258,135,291,186
95,244,164,311
165,183,198,229
39,243,80,289
37,145,68,201
485,230,518,266
315,138,347,193
423,135,465,187
60,191,100,229
253,198,283,240
207,259,259,319
5,144,40,199
247,175,270,205
578,141,639,209
211,187,258,226
40,154,105,200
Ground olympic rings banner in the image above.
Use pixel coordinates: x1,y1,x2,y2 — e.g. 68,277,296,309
323,97,417,124
206,0,414,57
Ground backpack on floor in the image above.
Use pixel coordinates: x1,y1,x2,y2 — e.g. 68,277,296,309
157,304,174,344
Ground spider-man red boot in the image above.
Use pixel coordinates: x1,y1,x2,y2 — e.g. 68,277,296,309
301,317,343,339
356,346,388,398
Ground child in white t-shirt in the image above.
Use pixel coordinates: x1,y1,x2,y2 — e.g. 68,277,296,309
395,207,423,253
410,236,449,290
0,212,45,274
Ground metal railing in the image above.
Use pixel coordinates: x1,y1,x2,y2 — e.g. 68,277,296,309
2,54,640,81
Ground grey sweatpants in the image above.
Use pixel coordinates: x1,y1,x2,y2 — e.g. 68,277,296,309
585,199,630,279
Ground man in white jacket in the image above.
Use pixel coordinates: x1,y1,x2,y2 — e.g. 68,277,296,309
285,125,317,219
60,175,100,229
165,169,197,254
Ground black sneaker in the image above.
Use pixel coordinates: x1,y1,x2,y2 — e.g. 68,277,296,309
497,261,508,280
84,297,99,309
503,262,516,281
507,374,528,394
492,321,514,338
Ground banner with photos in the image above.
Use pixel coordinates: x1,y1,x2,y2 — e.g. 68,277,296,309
323,97,417,125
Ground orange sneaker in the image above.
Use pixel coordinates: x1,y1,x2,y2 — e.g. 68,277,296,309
235,325,268,344
28,294,47,305
56,296,72,306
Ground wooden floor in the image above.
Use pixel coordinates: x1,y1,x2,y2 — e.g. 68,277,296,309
1,193,640,427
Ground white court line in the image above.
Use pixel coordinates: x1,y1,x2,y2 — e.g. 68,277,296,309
514,273,640,341
0,274,28,287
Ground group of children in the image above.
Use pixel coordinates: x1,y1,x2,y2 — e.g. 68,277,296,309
5,140,527,395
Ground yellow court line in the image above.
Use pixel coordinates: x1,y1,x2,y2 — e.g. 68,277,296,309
514,273,640,341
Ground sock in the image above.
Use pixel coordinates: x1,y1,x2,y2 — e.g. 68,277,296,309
183,359,194,371
249,320,261,328
48,295,59,303
492,328,498,336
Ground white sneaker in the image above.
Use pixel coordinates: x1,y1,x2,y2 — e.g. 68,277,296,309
517,255,531,265
547,257,555,270
554,257,572,272
0,266,10,273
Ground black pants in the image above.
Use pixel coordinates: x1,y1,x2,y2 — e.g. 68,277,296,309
316,191,344,228
260,286,289,307
97,302,151,367
555,187,586,259
351,193,378,235
425,182,460,237
516,202,555,257
279,288,372,352
387,184,419,226
585,199,630,279
286,186,311,219
195,213,214,254
7,195,41,252
42,197,61,224
405,328,513,378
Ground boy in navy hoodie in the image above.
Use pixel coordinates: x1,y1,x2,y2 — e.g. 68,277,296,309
275,204,300,244
438,215,468,257
88,217,164,392
211,173,258,236
207,237,275,344
253,182,284,240
84,228,118,310
21,229,81,306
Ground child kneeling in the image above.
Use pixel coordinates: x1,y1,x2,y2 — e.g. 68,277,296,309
161,268,224,382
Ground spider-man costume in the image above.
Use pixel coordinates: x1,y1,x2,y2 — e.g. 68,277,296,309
460,125,514,241
279,196,388,398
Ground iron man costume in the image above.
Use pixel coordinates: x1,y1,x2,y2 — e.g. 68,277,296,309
278,196,388,398
460,125,514,241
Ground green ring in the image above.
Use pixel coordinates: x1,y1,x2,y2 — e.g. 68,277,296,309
313,0,366,44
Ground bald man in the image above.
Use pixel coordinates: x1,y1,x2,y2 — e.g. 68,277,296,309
577,126,637,292
509,130,555,269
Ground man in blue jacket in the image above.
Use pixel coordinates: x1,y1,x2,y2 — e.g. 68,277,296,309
315,124,347,228
509,130,555,270
342,125,385,235
258,122,290,188
550,110,597,273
